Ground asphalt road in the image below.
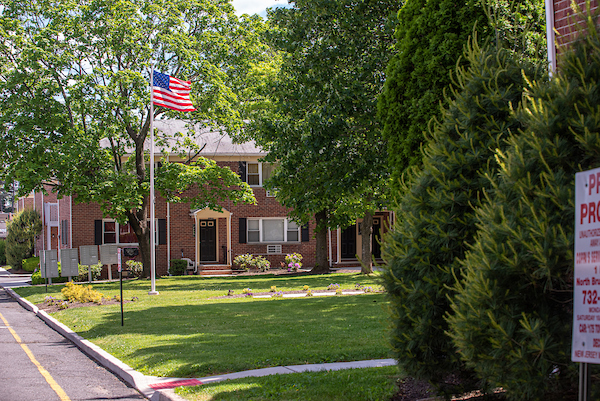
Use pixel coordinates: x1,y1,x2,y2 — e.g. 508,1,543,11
0,284,146,401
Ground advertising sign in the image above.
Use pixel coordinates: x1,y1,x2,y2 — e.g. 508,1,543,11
573,167,600,363
60,248,79,277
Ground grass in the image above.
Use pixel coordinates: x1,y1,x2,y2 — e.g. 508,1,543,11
14,273,391,378
176,366,400,401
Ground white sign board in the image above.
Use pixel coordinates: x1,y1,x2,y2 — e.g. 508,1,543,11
79,245,99,266
573,167,600,363
60,248,79,277
41,249,59,278
100,244,118,265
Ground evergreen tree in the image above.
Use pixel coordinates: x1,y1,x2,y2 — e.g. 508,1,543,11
378,0,545,187
447,14,600,400
6,209,42,270
381,38,546,393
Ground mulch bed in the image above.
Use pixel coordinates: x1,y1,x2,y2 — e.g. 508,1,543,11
37,298,132,313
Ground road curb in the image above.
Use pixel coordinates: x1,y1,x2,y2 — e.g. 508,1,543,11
4,287,156,399
4,287,398,401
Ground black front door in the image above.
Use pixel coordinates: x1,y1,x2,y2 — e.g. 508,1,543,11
341,225,357,259
372,217,381,259
199,220,217,262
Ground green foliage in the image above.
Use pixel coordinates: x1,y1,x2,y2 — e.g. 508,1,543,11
22,257,39,272
446,15,600,400
0,240,5,266
61,282,104,304
0,0,262,277
381,38,546,393
233,254,270,272
125,260,143,278
169,259,187,276
31,262,102,285
378,0,546,188
248,0,397,270
6,209,42,270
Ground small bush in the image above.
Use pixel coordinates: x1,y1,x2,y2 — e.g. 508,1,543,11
74,263,102,282
170,259,187,276
284,253,303,271
0,240,5,265
125,260,143,277
22,257,39,272
61,282,104,304
253,256,270,272
233,254,253,271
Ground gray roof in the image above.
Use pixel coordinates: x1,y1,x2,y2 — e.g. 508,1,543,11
100,120,266,157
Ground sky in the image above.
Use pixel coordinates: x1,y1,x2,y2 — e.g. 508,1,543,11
230,0,290,18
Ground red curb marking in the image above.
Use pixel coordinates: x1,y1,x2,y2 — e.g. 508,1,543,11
149,379,203,389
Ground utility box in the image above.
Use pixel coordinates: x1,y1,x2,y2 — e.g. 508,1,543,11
41,249,59,278
60,248,79,277
79,245,99,266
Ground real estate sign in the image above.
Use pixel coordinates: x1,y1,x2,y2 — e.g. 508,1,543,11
573,167,600,363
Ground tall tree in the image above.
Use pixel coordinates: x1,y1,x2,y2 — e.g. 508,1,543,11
247,0,397,273
378,0,545,187
0,0,264,277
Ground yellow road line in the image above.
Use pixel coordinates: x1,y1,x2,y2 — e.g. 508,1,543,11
0,312,71,401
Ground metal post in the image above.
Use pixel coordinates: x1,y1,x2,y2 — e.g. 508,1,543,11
579,362,590,401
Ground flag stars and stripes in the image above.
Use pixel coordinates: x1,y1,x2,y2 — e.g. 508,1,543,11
152,71,196,112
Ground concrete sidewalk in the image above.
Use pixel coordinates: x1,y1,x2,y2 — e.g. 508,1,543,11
4,286,396,401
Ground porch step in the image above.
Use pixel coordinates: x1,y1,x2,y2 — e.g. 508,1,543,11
198,265,233,276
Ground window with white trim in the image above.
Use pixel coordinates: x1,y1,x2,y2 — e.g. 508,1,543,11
103,220,137,244
245,162,277,187
247,218,300,243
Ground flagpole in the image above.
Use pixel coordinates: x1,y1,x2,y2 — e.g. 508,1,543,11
149,66,159,296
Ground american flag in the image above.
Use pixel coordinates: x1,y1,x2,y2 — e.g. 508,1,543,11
152,71,196,112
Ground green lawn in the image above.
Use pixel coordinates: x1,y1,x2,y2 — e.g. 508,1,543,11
176,366,400,401
15,273,392,378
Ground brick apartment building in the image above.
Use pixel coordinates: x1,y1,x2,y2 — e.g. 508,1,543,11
17,120,392,277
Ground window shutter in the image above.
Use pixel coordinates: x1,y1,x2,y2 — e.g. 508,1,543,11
238,161,247,183
301,223,309,242
158,219,167,245
61,220,69,245
94,220,102,245
239,218,247,243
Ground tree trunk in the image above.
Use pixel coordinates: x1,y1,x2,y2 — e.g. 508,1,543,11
311,210,330,274
360,210,373,274
126,206,151,278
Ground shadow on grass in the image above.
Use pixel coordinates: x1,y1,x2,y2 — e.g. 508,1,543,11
72,294,390,378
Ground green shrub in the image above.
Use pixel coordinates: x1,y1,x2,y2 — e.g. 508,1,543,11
125,260,143,277
6,209,42,270
169,259,187,276
447,16,600,399
233,254,253,271
381,39,544,393
31,262,102,285
0,240,5,265
22,257,39,272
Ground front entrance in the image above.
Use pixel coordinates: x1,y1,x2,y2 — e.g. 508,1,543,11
341,224,357,259
199,220,217,262
372,217,382,259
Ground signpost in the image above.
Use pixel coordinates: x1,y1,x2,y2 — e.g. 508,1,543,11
100,244,118,281
573,167,600,400
60,248,79,281
79,245,99,283
118,247,124,326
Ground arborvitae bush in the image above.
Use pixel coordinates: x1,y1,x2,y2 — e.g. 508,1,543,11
381,39,545,394
447,15,600,400
6,209,42,270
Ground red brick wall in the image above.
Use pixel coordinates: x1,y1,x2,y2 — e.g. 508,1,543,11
554,0,598,50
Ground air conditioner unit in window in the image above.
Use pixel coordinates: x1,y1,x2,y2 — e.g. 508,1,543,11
267,244,282,254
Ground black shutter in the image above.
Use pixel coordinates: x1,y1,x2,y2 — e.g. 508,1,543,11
94,220,102,245
239,217,247,243
158,219,167,245
238,161,247,183
301,223,309,242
